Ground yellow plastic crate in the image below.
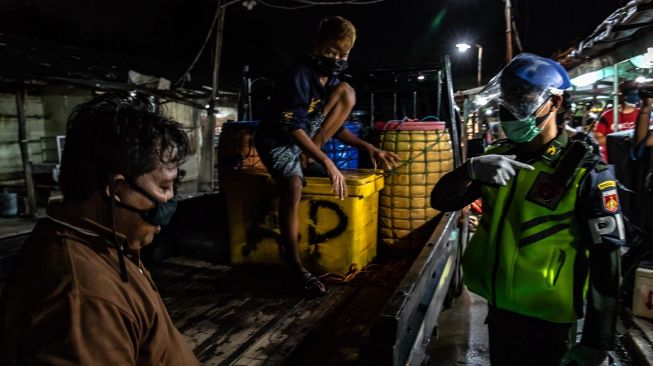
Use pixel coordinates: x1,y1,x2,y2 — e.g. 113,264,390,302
223,170,384,274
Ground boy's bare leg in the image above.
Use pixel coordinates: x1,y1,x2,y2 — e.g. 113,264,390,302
312,82,356,148
277,175,327,293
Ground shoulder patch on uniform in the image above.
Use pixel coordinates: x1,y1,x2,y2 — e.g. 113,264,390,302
588,213,626,244
602,188,619,213
597,180,617,190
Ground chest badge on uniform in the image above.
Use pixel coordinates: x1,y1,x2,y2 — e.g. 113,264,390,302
542,139,564,162
526,171,565,210
546,145,557,157
602,188,619,213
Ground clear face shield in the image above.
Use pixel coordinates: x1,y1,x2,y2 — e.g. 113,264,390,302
472,53,570,143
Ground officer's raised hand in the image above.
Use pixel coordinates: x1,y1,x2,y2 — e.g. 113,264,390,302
467,154,534,186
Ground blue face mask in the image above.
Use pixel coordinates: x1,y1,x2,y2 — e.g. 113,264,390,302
624,89,639,106
499,104,553,143
115,180,178,226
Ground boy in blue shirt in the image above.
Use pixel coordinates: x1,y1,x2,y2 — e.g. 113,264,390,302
256,16,398,296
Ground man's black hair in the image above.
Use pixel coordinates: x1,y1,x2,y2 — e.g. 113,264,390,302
58,91,191,202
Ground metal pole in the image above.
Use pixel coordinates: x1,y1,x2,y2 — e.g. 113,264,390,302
198,0,225,192
15,85,36,217
612,64,620,133
462,97,470,161
436,70,443,119
477,46,483,86
247,77,253,120
238,65,250,121
444,55,462,167
393,75,399,120
370,92,375,129
504,0,513,63
413,91,417,119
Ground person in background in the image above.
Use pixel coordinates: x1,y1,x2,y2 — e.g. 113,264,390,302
431,54,623,366
594,80,641,161
633,83,653,150
255,16,399,297
0,92,199,365
557,91,600,157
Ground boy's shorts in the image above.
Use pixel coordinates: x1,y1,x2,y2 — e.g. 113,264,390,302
256,115,325,183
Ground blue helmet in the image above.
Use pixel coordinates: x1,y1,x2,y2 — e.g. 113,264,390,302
504,53,570,90
474,53,570,121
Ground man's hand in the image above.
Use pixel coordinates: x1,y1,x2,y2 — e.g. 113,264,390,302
561,344,607,366
638,82,653,105
467,154,534,186
364,144,400,170
323,158,347,200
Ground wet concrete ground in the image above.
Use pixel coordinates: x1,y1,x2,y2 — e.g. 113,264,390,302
428,289,490,366
427,289,635,366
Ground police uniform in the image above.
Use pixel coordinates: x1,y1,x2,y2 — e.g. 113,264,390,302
443,132,623,365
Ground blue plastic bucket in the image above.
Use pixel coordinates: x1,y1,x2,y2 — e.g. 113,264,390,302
322,121,361,169
0,192,18,218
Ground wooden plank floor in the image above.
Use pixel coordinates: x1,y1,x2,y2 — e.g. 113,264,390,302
150,257,355,366
150,257,412,366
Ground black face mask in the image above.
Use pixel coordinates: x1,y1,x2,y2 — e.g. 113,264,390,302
310,55,348,76
114,180,178,226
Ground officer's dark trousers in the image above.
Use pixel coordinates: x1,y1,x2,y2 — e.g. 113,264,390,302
487,306,572,366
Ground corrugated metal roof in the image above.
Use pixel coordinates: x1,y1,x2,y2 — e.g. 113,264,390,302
558,0,653,76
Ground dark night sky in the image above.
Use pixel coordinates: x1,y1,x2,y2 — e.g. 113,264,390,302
0,0,625,90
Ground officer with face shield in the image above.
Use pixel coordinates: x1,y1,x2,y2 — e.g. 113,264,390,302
431,54,624,366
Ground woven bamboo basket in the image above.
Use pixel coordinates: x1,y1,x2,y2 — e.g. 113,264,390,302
375,121,453,249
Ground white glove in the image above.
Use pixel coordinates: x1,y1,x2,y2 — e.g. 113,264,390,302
467,154,534,186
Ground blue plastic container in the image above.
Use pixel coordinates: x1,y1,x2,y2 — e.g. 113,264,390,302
0,192,18,218
322,121,361,169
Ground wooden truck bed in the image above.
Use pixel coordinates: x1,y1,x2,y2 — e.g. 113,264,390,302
147,205,462,366
151,256,409,365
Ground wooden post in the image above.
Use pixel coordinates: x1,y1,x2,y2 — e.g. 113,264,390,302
505,0,513,63
198,0,226,192
15,85,37,217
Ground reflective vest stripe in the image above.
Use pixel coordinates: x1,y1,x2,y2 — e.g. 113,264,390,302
518,223,572,248
520,211,574,231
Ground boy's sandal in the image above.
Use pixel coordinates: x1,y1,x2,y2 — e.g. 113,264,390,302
296,271,329,297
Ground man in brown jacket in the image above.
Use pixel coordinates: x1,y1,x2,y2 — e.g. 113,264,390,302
0,92,199,365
